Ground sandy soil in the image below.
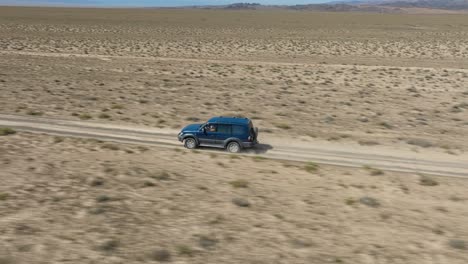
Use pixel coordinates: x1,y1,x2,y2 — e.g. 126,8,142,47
0,7,467,151
0,7,467,263
1,132,467,264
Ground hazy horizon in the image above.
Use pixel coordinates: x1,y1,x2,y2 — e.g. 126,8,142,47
0,0,331,7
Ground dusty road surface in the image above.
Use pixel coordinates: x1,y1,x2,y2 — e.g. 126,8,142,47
1,114,467,178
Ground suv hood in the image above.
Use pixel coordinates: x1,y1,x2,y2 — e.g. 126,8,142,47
181,123,202,132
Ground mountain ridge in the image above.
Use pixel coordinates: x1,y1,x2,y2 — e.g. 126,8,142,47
209,1,468,12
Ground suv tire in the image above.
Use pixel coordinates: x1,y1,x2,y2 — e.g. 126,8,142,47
226,141,241,153
184,138,197,149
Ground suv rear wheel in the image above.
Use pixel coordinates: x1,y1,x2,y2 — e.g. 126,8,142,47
226,141,241,153
184,138,197,149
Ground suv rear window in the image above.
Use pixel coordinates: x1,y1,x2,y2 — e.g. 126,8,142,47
217,124,231,134
232,125,246,135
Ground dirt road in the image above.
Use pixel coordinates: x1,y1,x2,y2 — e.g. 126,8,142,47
1,114,466,177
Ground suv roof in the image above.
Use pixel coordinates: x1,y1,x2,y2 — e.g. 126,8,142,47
208,116,250,125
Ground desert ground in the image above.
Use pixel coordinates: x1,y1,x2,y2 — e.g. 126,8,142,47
0,6,468,264
0,7,467,151
1,132,468,264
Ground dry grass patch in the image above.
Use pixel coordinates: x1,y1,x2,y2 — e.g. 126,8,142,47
304,162,319,173
274,123,291,130
0,192,9,201
0,127,16,136
176,245,194,257
363,165,384,176
229,179,249,188
449,239,467,250
419,175,439,186
252,156,267,162
150,249,171,261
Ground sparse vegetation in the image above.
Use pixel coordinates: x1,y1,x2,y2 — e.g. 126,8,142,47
53,136,64,143
96,195,111,203
26,110,43,116
90,177,104,187
102,143,120,151
176,245,194,256
252,156,267,162
185,117,200,122
358,140,380,146
229,179,249,188
98,113,111,119
0,127,16,136
151,171,171,181
111,104,124,110
274,123,291,130
98,239,119,251
137,146,149,152
0,193,9,201
419,175,439,186
229,154,241,159
345,198,356,205
79,113,92,120
198,236,219,249
150,249,171,261
406,138,433,148
305,162,319,173
363,166,384,176
448,239,466,250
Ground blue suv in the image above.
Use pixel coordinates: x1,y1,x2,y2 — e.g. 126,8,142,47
178,116,258,153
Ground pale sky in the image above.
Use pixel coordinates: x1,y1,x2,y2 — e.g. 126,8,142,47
0,0,332,7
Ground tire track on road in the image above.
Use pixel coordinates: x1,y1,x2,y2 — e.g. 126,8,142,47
1,114,467,178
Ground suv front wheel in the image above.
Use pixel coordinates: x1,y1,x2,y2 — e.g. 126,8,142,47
226,141,241,153
184,138,197,149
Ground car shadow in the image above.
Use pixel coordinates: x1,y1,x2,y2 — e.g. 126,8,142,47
196,143,273,154
246,143,274,154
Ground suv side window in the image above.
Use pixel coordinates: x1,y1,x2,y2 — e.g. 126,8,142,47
232,125,246,135
206,124,217,132
217,124,231,134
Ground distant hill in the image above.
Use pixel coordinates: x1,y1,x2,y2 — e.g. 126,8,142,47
224,3,261,10
329,0,468,10
379,0,468,10
200,1,468,12
286,3,399,12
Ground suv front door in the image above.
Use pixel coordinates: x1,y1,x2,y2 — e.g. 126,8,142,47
198,123,218,146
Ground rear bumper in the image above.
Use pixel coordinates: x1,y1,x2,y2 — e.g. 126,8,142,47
241,141,257,148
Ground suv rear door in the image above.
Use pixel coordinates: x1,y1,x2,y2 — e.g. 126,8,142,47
215,124,232,145
232,124,248,142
